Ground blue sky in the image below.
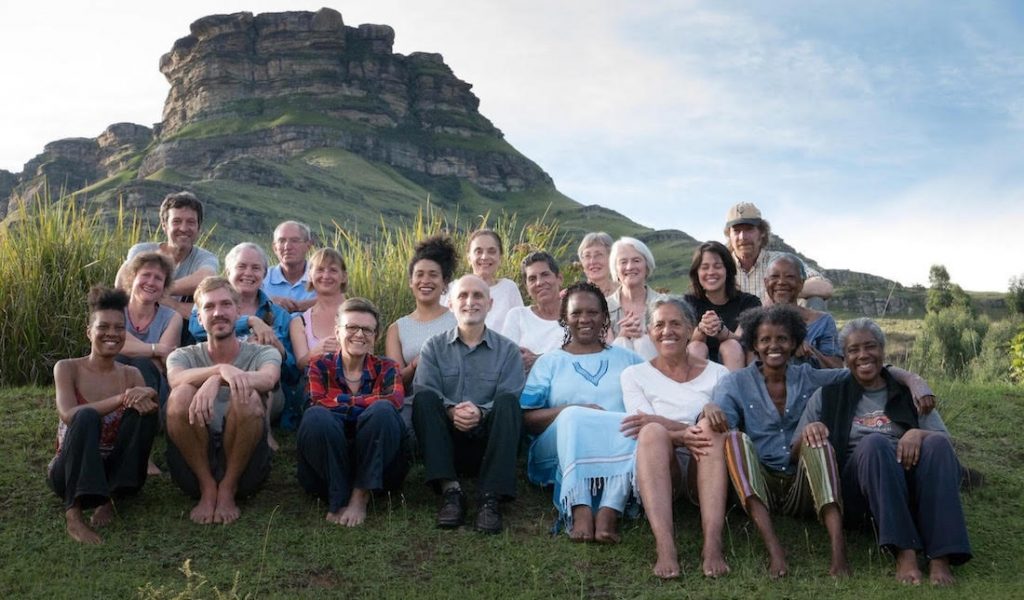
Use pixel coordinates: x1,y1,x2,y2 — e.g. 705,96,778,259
1,1,1021,291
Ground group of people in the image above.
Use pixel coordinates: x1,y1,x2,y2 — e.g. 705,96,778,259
49,192,971,586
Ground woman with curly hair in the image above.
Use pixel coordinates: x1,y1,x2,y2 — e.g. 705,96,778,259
520,282,643,542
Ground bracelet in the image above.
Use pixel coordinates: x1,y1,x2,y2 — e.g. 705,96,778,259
150,343,156,357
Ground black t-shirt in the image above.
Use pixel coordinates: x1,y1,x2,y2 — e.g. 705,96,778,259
684,292,761,360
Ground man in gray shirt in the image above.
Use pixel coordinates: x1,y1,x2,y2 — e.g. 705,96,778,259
117,191,219,319
412,274,525,534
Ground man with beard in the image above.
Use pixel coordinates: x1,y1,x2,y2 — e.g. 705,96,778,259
164,277,281,525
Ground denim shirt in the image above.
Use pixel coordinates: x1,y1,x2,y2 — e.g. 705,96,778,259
712,362,847,473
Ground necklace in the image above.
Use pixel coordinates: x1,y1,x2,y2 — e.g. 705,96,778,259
127,306,156,332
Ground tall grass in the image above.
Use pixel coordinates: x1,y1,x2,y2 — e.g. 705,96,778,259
325,203,579,352
0,195,141,386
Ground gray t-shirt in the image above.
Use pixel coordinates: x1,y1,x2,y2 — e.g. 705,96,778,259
797,386,947,459
167,342,281,432
127,243,219,300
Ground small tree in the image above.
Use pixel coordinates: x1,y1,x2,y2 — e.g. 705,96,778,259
927,264,973,316
1008,274,1024,316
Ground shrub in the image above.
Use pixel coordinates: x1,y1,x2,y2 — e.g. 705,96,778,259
971,317,1022,382
909,306,987,379
0,196,141,386
1011,325,1024,383
1008,274,1024,316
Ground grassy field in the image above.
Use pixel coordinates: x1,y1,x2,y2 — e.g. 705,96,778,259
1,380,1022,599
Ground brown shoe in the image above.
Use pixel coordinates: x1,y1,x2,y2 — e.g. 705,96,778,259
475,493,502,534
437,489,466,528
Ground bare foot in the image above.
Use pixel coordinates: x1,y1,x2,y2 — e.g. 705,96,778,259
267,431,280,452
701,546,731,578
653,551,680,579
830,548,852,578
594,507,621,544
66,506,102,544
895,549,923,585
213,492,240,525
325,510,345,524
338,489,370,527
190,491,218,525
929,557,956,586
569,505,594,542
767,547,789,580
90,501,115,528
147,458,162,476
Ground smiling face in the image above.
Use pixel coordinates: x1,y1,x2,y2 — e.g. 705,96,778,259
697,251,727,295
615,244,649,287
753,322,797,369
88,309,127,357
649,303,693,359
162,207,200,253
410,258,445,303
272,223,312,269
728,223,764,263
197,286,239,341
228,247,267,296
525,261,562,307
765,259,803,305
338,310,378,360
579,243,610,284
844,329,885,388
451,275,492,328
131,264,168,303
311,258,347,295
565,290,607,347
468,233,502,280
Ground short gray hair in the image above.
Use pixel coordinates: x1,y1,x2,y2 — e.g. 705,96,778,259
839,318,886,352
649,295,697,328
224,242,269,274
274,220,313,242
577,231,613,259
609,237,656,282
767,252,807,280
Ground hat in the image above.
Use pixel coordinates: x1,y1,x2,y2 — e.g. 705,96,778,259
725,202,764,228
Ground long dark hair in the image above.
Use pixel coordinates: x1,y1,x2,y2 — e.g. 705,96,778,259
688,241,738,301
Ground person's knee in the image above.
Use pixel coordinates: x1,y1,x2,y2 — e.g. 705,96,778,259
687,340,709,359
920,433,955,457
637,421,670,447
490,393,521,416
718,339,743,359
72,406,102,427
412,390,443,415
859,432,891,456
361,400,396,420
299,405,332,433
232,392,265,422
167,385,196,420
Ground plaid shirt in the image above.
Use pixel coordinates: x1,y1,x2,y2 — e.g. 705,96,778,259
733,249,827,304
308,352,404,421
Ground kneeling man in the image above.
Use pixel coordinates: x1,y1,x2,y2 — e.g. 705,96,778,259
166,277,281,524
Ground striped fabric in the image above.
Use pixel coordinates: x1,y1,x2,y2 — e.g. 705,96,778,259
724,431,842,520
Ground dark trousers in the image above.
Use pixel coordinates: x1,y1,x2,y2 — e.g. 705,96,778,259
165,425,273,499
47,407,158,510
842,433,972,565
296,403,410,513
412,390,522,500
116,356,169,425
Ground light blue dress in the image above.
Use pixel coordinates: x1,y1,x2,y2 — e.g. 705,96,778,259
520,346,643,523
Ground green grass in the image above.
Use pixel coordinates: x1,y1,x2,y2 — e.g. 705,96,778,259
2,381,1021,598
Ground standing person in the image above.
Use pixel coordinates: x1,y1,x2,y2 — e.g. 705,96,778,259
263,220,317,314
764,253,843,368
188,243,306,441
520,282,643,542
49,286,159,544
723,202,832,307
620,297,731,579
577,232,617,296
297,248,349,372
607,237,666,359
795,319,970,586
464,228,523,333
502,251,565,372
116,191,219,319
684,241,760,371
385,235,458,437
299,298,408,527
412,275,526,534
165,277,281,525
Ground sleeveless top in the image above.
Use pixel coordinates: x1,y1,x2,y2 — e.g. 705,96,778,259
301,307,322,350
55,384,125,459
395,311,457,364
125,304,177,344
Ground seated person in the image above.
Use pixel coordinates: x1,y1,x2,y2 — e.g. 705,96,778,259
684,241,760,371
795,318,971,586
620,296,731,578
521,282,643,543
165,277,281,525
502,251,565,372
607,237,667,360
263,220,318,313
48,286,159,544
299,298,408,527
704,305,932,579
764,253,842,368
577,231,617,297
412,275,525,534
296,248,348,372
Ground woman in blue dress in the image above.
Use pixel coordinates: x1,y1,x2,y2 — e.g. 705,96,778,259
521,282,643,542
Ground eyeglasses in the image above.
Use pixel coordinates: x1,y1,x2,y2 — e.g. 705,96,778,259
342,324,376,337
